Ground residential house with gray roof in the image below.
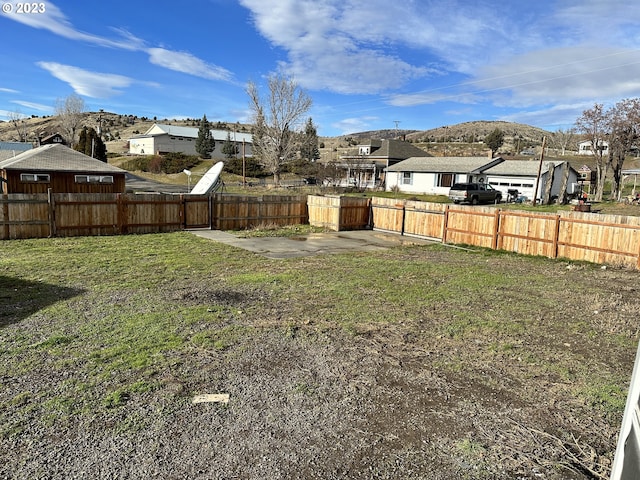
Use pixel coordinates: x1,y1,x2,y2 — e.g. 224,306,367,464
338,139,431,188
385,156,504,195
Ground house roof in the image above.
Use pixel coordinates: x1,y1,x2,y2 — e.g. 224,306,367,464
0,144,126,174
342,139,431,160
386,156,504,174
484,160,573,176
141,123,253,143
0,141,33,152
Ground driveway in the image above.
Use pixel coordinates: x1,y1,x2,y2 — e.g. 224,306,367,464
188,229,435,259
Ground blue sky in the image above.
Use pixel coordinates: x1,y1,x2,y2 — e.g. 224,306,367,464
1,0,640,137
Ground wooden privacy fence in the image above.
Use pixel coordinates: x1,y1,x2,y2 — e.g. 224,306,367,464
1,192,211,239
4,191,640,270
211,194,308,230
371,197,640,269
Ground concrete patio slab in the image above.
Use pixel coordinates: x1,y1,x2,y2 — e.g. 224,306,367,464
187,229,435,259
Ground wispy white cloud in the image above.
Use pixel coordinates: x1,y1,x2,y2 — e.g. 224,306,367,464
146,48,233,82
2,1,233,83
10,100,52,111
37,62,135,98
0,87,19,94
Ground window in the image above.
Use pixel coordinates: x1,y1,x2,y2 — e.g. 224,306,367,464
437,173,453,187
21,173,50,182
75,175,114,184
402,172,412,185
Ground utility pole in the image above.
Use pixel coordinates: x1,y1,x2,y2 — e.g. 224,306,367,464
532,136,547,206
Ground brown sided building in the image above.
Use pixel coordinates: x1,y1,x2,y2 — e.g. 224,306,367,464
0,144,126,194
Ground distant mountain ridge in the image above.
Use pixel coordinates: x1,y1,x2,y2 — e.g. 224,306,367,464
335,121,552,144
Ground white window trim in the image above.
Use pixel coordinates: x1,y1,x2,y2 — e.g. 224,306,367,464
75,175,114,184
21,173,50,182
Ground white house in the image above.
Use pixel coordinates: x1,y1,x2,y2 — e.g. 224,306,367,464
577,140,609,156
129,124,253,159
385,156,504,195
484,160,579,201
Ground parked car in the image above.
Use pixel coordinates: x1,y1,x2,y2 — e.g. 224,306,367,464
448,182,502,205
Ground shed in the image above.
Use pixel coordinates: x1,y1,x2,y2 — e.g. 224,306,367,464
0,144,126,194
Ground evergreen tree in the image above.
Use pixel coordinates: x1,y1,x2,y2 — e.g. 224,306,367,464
300,117,320,161
195,114,215,159
221,131,239,159
485,128,504,157
74,126,107,162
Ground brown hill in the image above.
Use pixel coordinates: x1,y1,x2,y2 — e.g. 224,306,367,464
0,112,249,155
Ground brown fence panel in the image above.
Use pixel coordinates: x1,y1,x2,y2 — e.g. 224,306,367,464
184,195,211,228
124,193,184,235
557,211,640,268
339,196,370,230
443,205,498,248
371,197,405,233
497,210,560,258
404,201,447,239
212,194,308,230
53,193,119,237
0,194,49,239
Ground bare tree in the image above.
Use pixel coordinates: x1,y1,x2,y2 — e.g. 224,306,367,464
550,127,577,156
606,98,640,200
575,104,608,201
246,75,312,186
55,93,86,146
8,110,29,142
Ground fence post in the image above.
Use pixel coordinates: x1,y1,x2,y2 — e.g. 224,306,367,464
553,214,561,259
180,194,186,229
442,205,450,243
47,188,56,238
117,193,128,235
2,194,9,240
492,208,501,250
400,203,406,235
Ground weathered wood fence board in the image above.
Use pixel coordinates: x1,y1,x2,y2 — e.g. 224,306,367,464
370,197,406,233
0,194,49,239
403,201,447,240
211,194,308,231
308,195,370,231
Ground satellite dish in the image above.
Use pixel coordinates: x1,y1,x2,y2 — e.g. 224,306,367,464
189,162,224,195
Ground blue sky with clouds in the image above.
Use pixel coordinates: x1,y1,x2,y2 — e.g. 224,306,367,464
1,0,640,137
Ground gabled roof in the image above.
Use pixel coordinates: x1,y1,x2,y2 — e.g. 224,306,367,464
484,160,574,176
386,156,504,174
0,144,125,174
142,123,253,143
342,139,431,160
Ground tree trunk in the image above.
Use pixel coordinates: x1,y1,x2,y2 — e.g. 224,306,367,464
543,162,554,204
557,162,570,204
